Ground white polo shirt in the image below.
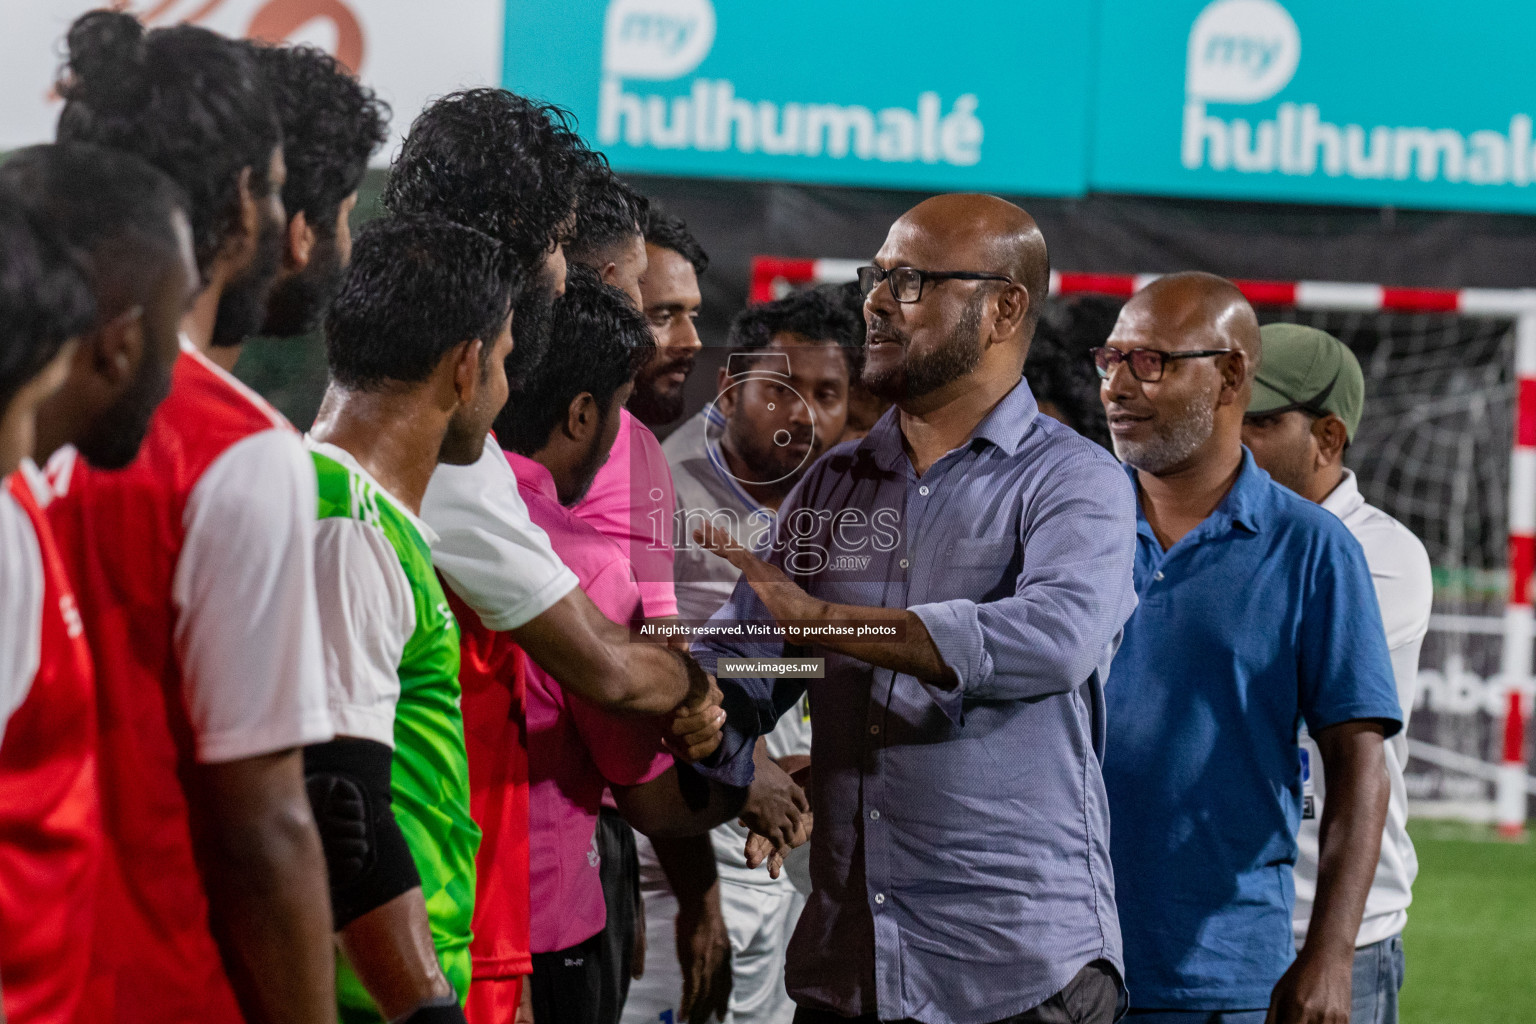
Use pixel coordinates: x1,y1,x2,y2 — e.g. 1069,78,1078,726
1293,469,1432,948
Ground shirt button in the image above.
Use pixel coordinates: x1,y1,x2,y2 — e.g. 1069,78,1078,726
918,485,930,496
1154,571,1165,581
874,893,885,905
899,558,909,569
869,810,880,820
870,724,880,735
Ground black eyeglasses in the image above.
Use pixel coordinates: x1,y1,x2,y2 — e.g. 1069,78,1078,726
857,265,1014,304
1090,346,1233,383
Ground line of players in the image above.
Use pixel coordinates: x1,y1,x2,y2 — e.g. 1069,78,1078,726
0,9,831,1024
0,8,1436,1024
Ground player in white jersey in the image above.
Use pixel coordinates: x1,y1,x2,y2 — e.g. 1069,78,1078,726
1243,323,1432,1024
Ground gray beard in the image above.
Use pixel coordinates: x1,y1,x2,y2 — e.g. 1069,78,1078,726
1113,396,1216,475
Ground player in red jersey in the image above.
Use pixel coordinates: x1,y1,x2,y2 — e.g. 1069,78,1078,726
0,194,92,1024
0,145,198,1024
48,12,336,1024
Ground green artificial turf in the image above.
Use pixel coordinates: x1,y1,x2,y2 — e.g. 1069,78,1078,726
1401,820,1536,1023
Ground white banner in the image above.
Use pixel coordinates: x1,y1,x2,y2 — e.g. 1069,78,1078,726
0,0,507,162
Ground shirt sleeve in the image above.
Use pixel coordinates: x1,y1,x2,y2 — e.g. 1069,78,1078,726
629,423,679,618
1364,521,1433,735
420,436,579,632
575,416,679,619
1299,522,1405,737
690,481,817,788
313,517,414,748
908,449,1139,721
567,556,674,787
0,488,43,747
173,430,334,763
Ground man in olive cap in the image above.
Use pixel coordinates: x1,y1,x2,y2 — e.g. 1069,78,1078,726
1243,323,1432,1024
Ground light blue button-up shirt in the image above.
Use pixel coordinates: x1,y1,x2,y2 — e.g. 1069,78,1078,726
693,378,1138,1024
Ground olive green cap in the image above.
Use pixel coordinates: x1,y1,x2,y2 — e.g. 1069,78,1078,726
1248,323,1365,441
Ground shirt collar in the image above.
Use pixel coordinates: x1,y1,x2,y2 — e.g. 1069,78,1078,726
502,449,560,505
304,438,440,545
1221,448,1268,533
704,436,774,521
1127,446,1269,543
1320,468,1363,520
857,375,1039,473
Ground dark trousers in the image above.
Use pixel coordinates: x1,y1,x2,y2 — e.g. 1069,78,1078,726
594,806,640,1024
792,960,1124,1024
532,932,605,1024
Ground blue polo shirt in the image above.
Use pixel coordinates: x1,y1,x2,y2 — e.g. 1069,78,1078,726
1104,449,1402,1012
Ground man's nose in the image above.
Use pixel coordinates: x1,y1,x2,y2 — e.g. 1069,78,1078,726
675,313,702,353
1102,357,1141,402
864,279,897,319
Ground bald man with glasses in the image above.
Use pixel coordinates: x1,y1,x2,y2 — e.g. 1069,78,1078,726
1097,273,1401,1024
687,194,1139,1024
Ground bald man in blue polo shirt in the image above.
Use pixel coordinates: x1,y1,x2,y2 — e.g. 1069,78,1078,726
1096,273,1402,1024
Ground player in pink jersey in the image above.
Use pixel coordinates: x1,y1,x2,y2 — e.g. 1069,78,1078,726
50,12,337,1023
0,144,198,1024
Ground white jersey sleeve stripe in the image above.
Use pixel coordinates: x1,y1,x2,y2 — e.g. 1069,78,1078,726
312,516,413,749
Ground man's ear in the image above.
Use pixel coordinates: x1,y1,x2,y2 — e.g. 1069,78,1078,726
990,283,1030,343
1313,414,1349,468
284,210,314,273
600,262,620,287
94,305,146,390
564,392,598,443
232,165,259,258
1217,349,1249,404
451,338,484,409
715,368,737,415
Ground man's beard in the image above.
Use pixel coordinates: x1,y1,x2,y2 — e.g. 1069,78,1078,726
74,346,174,470
723,412,818,489
505,281,555,395
1112,392,1217,475
566,414,614,506
862,295,984,402
259,230,343,339
211,213,285,348
628,349,696,427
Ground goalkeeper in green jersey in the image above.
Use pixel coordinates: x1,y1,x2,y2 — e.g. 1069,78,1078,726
302,216,517,1024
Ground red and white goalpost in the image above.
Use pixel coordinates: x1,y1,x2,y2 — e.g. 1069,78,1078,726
751,255,1536,834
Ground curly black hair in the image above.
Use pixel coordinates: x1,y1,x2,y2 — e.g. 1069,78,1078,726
727,282,864,373
247,42,389,232
0,192,95,412
498,263,655,458
640,204,708,276
382,88,589,272
566,155,647,264
1025,294,1120,451
324,216,520,392
56,10,280,281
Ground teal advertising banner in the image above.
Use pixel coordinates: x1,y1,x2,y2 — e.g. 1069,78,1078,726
501,0,1095,195
1092,0,1536,213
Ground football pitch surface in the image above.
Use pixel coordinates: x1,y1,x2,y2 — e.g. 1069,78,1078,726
1401,821,1535,1022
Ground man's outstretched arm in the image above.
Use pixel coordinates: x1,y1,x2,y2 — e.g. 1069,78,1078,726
191,748,337,1024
